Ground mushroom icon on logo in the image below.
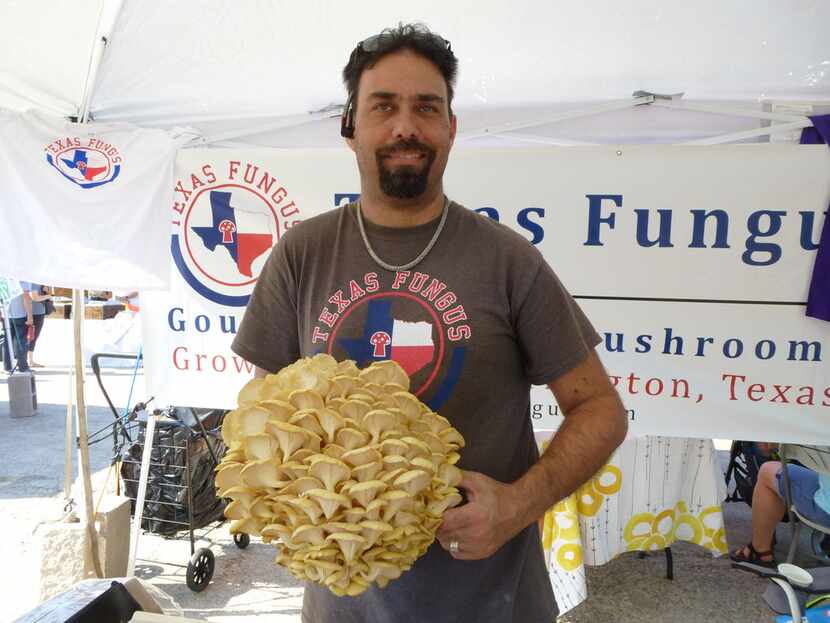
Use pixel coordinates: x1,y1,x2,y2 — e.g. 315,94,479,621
218,219,237,243
370,331,391,357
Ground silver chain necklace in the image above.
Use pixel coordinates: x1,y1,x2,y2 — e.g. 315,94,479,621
356,197,450,272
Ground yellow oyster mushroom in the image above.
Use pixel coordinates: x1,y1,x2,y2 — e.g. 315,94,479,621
341,506,367,523
223,486,259,508
352,460,383,483
258,399,296,422
289,409,326,438
335,427,370,451
379,489,414,522
322,443,346,460
230,517,264,536
339,399,373,422
315,407,345,443
364,498,387,521
308,456,351,491
393,470,432,497
290,476,325,496
349,480,388,508
399,436,431,460
382,454,410,472
335,359,360,376
215,462,244,495
268,421,310,458
325,532,368,564
242,433,281,461
437,463,463,488
379,467,407,485
360,520,394,548
321,521,362,534
327,375,360,400
280,461,309,480
292,524,327,546
238,377,267,406
235,406,272,438
289,388,325,411
427,491,463,517
224,500,247,520
380,438,410,457
303,489,350,520
358,359,409,390
240,460,286,489
439,427,466,450
341,446,382,468
362,410,399,442
410,456,435,475
283,496,325,523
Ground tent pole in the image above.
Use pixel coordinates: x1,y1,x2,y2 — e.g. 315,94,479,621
63,368,74,501
72,289,102,577
456,96,654,142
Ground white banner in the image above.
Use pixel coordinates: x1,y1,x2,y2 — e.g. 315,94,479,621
143,145,830,443
0,110,182,289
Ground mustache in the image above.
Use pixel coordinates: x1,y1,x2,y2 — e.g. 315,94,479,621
376,139,435,158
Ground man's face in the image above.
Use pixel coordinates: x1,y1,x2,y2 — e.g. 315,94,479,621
347,48,457,202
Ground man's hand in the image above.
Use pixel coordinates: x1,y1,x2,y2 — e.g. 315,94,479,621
435,471,523,560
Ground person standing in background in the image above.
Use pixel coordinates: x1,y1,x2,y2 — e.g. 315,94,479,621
7,281,51,371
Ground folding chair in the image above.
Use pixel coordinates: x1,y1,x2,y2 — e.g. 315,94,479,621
779,444,830,564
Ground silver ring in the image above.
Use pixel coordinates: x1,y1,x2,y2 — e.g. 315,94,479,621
449,540,460,554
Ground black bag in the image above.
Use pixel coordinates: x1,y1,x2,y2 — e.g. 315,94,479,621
725,441,770,505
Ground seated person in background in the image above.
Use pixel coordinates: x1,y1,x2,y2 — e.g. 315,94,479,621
731,442,830,565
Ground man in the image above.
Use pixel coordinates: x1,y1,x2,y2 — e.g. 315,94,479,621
232,23,627,623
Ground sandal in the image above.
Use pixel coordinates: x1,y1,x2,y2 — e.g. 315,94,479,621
730,542,776,568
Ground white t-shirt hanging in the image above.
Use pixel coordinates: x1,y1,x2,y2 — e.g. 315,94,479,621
0,110,184,290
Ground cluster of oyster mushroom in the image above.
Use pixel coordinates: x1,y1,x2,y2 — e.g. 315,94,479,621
215,354,465,596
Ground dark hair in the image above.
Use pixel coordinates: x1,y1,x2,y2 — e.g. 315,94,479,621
342,23,458,115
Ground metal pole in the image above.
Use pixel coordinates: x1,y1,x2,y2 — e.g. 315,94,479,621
127,413,157,576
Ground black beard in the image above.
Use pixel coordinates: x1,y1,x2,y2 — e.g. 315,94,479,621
376,140,436,199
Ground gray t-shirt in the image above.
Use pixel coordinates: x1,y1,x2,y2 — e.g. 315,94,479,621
232,200,600,623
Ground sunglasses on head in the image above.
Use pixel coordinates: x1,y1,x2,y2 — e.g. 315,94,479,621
356,31,452,55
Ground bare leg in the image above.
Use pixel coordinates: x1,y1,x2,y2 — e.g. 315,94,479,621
743,461,786,560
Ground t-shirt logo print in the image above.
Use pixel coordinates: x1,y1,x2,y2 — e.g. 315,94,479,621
170,161,301,306
315,272,472,411
44,137,123,189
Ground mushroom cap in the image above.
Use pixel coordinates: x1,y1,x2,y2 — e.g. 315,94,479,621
308,456,351,491
238,378,266,406
362,410,399,442
393,470,432,497
268,421,310,457
302,488,349,519
339,399,373,422
289,409,326,437
292,524,327,546
335,427,370,451
341,446,382,468
325,532,368,564
243,433,281,461
240,459,286,489
379,439,410,457
215,462,244,495
258,399,296,422
314,407,345,443
289,388,325,411
352,460,383,483
321,443,346,460
349,480,388,508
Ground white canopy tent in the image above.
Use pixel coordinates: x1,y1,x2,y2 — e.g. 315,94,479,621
2,0,829,145
2,0,829,586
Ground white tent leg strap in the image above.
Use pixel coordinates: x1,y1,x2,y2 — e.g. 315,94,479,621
456,96,655,142
127,413,158,577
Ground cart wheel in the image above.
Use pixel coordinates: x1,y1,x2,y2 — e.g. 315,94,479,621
234,532,250,549
186,548,215,592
